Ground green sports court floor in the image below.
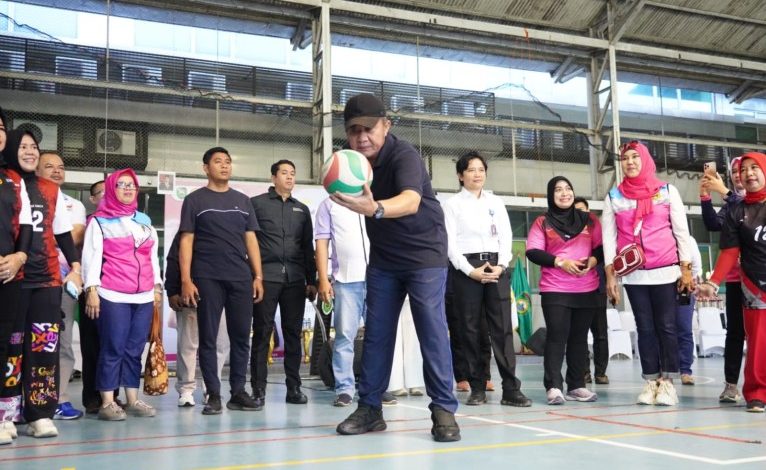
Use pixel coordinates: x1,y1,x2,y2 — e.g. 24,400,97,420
2,356,764,470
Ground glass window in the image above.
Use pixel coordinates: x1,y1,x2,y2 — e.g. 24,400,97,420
195,29,230,57
680,89,712,103
14,4,78,39
660,87,677,99
509,208,527,239
630,84,654,96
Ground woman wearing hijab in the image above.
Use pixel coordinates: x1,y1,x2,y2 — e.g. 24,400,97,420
700,157,746,403
0,110,33,445
82,168,162,421
526,176,602,405
602,141,693,406
1,129,82,439
699,152,766,413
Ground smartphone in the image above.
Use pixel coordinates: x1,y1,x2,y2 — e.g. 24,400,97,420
64,280,80,299
704,161,716,174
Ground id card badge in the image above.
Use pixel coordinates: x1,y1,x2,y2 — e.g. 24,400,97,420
490,224,497,237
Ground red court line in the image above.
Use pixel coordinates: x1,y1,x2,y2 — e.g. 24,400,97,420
546,410,762,445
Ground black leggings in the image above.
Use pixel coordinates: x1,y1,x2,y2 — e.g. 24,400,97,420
541,301,596,392
724,282,745,384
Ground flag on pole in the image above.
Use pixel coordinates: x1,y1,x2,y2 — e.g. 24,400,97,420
511,257,533,348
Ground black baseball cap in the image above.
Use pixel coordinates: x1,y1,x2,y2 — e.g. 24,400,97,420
344,93,387,130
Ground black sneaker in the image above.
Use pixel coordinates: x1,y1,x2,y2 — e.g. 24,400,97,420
746,400,765,413
466,390,487,406
202,393,223,415
336,405,386,435
501,390,532,407
227,390,263,411
431,407,461,442
334,393,353,407
286,387,308,404
381,392,398,406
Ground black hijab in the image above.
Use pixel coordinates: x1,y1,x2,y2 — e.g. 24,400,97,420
545,176,589,239
2,129,37,179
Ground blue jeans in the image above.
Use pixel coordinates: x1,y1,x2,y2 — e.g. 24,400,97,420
625,283,680,379
676,295,696,375
332,281,366,396
358,266,458,413
96,298,153,391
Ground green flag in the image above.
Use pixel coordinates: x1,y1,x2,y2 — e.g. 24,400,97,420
511,257,533,346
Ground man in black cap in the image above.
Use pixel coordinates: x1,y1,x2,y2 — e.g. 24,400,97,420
331,93,460,442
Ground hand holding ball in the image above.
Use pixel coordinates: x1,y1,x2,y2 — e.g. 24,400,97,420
321,150,373,196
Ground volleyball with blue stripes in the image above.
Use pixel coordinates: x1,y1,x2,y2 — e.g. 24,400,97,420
321,149,373,196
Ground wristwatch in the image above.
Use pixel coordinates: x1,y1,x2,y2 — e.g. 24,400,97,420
373,201,385,219
86,286,98,294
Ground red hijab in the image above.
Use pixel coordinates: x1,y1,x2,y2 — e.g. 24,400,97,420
92,168,139,218
741,152,766,204
617,141,667,225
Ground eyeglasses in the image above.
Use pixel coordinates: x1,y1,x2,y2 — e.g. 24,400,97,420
115,182,136,190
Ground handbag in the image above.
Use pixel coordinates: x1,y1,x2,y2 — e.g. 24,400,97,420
613,220,646,277
143,305,169,396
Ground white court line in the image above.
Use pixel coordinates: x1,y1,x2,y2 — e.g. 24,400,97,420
396,403,766,466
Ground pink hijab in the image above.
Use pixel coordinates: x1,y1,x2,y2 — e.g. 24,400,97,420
618,141,666,225
92,168,139,218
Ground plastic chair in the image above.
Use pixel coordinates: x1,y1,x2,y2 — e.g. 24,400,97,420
605,309,632,359
618,310,640,359
697,306,726,357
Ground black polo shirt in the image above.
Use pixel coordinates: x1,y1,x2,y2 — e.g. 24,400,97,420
250,186,316,285
364,133,448,270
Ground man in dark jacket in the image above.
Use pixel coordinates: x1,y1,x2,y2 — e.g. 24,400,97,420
250,160,317,404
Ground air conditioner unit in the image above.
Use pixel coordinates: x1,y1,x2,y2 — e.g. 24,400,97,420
55,56,97,80
187,71,226,92
121,64,162,86
390,94,424,113
285,82,312,101
441,100,475,118
339,88,371,106
14,120,58,152
96,129,136,156
0,50,25,72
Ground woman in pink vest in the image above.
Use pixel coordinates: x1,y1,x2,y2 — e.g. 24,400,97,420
699,152,766,413
526,176,602,405
602,141,693,406
82,168,162,421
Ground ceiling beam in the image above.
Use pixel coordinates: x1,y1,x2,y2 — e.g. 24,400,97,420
607,0,648,44
726,80,754,104
645,1,766,27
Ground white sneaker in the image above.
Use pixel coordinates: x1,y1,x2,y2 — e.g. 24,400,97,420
655,381,679,406
546,388,565,405
0,421,17,439
565,388,598,402
0,429,11,445
178,392,196,407
25,418,58,438
637,380,658,405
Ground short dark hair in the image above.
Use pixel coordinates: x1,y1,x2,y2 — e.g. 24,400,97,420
203,147,230,164
271,159,295,176
573,196,589,209
90,180,104,196
455,151,488,186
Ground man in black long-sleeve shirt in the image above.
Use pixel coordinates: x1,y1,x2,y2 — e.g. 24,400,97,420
250,160,317,404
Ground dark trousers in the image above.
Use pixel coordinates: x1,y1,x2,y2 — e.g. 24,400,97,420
0,281,22,416
196,278,253,396
625,283,680,379
445,273,491,382
541,296,596,391
452,267,520,394
587,303,609,377
724,282,745,384
19,286,62,422
79,294,102,408
358,266,458,413
251,281,306,391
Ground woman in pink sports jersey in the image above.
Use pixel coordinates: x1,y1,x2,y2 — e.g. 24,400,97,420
602,141,693,407
526,176,602,406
